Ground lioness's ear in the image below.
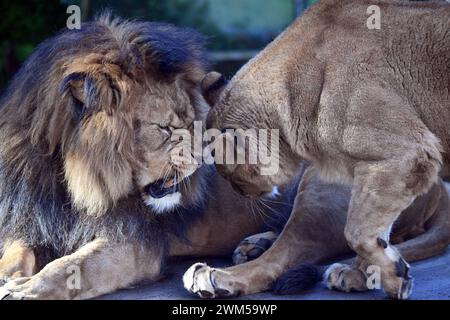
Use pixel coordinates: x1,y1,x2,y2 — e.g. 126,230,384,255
201,71,228,107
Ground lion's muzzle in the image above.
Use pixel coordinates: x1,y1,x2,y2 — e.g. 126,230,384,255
144,179,180,199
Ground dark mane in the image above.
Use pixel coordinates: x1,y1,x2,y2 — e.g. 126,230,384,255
0,13,207,126
0,14,209,267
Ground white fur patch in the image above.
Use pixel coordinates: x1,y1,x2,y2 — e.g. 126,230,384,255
382,224,398,261
0,286,11,300
270,186,281,198
144,192,182,214
382,224,393,243
385,246,398,262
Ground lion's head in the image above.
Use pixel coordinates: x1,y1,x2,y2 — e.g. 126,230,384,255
0,14,210,216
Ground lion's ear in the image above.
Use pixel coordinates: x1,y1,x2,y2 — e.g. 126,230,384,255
60,72,97,121
201,72,228,107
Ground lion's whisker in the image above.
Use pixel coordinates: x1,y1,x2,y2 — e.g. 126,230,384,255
258,198,289,223
260,197,292,207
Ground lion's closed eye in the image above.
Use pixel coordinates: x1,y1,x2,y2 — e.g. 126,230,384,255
157,124,172,135
136,123,172,151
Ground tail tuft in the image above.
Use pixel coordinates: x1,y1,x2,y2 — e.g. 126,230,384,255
272,263,322,295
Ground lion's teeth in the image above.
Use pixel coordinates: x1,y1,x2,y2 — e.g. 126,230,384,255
164,181,172,188
163,175,180,188
164,179,175,188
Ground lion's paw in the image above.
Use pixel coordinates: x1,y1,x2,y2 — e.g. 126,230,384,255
232,231,277,265
183,263,239,299
0,286,11,300
0,277,34,300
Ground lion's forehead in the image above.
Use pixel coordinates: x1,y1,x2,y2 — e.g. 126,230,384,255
134,86,197,126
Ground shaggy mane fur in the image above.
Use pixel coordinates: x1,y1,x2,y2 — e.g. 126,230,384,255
0,13,210,267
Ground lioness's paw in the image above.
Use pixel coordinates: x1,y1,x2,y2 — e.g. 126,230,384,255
382,256,413,300
324,263,368,293
183,263,239,299
232,231,277,265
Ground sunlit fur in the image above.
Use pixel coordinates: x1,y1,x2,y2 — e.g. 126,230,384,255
144,193,183,214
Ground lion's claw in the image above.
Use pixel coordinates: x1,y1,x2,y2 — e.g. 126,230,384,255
0,286,12,300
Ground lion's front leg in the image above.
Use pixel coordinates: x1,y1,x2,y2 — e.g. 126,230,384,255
183,195,331,298
1,238,162,300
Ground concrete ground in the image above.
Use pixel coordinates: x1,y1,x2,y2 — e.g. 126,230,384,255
100,249,450,300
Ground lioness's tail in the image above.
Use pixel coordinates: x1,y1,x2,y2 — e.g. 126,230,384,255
273,181,450,295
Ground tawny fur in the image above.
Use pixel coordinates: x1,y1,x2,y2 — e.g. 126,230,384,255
187,0,450,300
185,163,450,299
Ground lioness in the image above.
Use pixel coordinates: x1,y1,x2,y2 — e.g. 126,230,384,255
184,0,450,299
0,14,284,300
197,161,450,297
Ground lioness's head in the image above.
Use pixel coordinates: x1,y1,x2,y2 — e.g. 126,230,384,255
2,14,210,216
202,71,300,198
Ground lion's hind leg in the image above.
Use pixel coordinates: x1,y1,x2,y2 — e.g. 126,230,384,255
395,180,450,262
0,240,37,286
232,231,278,265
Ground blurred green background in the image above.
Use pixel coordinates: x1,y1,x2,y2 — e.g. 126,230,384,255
0,0,318,92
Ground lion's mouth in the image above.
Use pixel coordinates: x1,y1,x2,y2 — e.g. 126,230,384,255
143,177,180,199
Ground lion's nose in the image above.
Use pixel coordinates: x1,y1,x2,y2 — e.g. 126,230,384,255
144,180,179,199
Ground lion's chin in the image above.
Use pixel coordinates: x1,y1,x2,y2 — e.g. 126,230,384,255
143,192,182,214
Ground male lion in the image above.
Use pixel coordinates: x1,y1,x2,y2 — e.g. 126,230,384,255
184,0,450,299
0,14,281,300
